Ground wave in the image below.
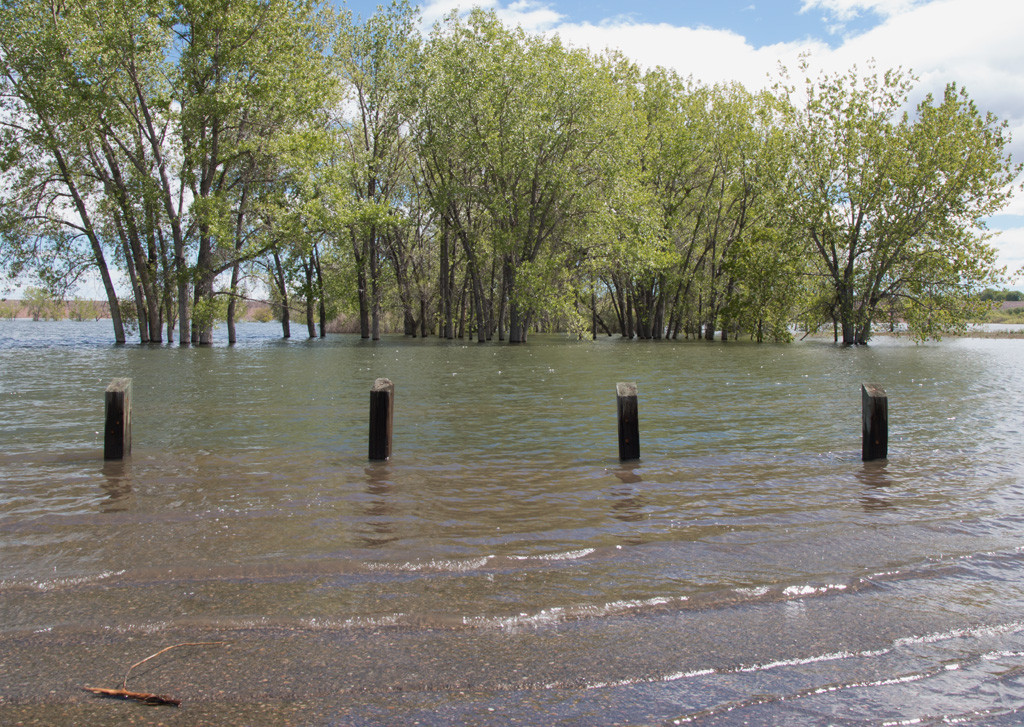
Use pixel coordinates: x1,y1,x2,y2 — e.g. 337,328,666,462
0,569,127,593
463,596,683,631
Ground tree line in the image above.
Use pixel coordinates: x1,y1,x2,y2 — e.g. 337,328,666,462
0,0,1018,345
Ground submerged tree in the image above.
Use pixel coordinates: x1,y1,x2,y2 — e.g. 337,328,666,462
0,0,337,344
334,0,421,340
782,62,1019,344
418,10,629,343
2,3,1018,346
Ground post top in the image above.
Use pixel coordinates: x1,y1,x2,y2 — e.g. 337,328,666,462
105,378,132,393
372,378,394,393
862,383,886,398
616,381,638,397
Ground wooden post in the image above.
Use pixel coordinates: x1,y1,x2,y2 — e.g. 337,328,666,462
104,378,132,461
369,378,394,461
617,382,640,462
862,383,888,461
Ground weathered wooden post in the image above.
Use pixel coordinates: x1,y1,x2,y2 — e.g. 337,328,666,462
104,378,132,461
861,383,888,461
369,378,394,461
617,382,640,462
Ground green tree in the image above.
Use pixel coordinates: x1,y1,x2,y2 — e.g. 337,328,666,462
334,0,421,340
0,0,337,345
419,11,628,343
23,286,58,321
0,0,133,341
782,62,1019,343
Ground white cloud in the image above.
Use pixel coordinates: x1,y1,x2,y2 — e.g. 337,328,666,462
990,225,1024,278
549,21,824,89
800,0,923,22
421,0,564,32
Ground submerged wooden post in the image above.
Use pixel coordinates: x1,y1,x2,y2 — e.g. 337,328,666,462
861,383,888,461
369,378,394,461
104,378,132,461
617,382,640,462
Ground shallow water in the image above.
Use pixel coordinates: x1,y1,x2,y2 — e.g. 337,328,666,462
3,320,1024,725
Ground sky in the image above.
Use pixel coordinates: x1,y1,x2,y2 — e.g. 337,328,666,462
342,0,1024,276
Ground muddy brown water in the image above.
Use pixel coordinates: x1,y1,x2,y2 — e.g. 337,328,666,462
3,320,1024,725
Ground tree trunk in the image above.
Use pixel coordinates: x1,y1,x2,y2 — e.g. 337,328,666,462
226,261,240,345
350,227,370,338
440,226,452,339
155,226,175,344
508,302,529,344
471,271,487,344
192,279,214,345
370,225,380,341
455,272,469,339
176,245,189,346
49,145,125,343
313,245,327,338
624,293,634,340
403,309,417,336
273,251,291,339
99,253,125,345
143,202,163,343
357,263,370,339
304,258,317,339
191,237,214,345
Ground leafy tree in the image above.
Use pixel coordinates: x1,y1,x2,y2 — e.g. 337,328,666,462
0,0,133,341
781,61,1019,343
419,10,628,343
0,0,337,344
68,297,102,322
23,286,59,321
333,0,421,340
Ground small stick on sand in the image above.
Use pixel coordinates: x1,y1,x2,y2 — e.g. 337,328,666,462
82,641,226,707
82,686,181,707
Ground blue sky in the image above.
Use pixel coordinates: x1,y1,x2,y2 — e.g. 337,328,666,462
341,0,888,45
338,0,1024,272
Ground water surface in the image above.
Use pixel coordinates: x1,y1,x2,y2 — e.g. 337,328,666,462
2,320,1024,725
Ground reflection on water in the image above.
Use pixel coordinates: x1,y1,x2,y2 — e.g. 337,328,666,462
360,464,398,548
857,460,896,511
3,321,1024,725
99,460,134,513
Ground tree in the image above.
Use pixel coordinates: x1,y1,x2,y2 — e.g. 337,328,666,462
23,286,58,321
0,0,337,345
331,0,421,340
0,0,133,341
418,11,628,343
782,62,1019,344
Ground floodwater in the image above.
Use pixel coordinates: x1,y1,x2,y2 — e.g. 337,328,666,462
3,319,1024,725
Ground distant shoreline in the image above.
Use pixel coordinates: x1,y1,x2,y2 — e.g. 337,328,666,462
4,315,1024,341
0,300,273,323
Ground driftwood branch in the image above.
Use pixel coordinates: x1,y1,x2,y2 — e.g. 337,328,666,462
81,686,181,707
82,641,226,707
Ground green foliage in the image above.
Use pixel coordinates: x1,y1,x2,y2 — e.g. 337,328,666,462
0,4,1016,345
779,60,1019,343
250,305,275,323
979,288,1024,302
0,0,340,344
191,293,230,332
67,297,101,321
22,287,59,321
